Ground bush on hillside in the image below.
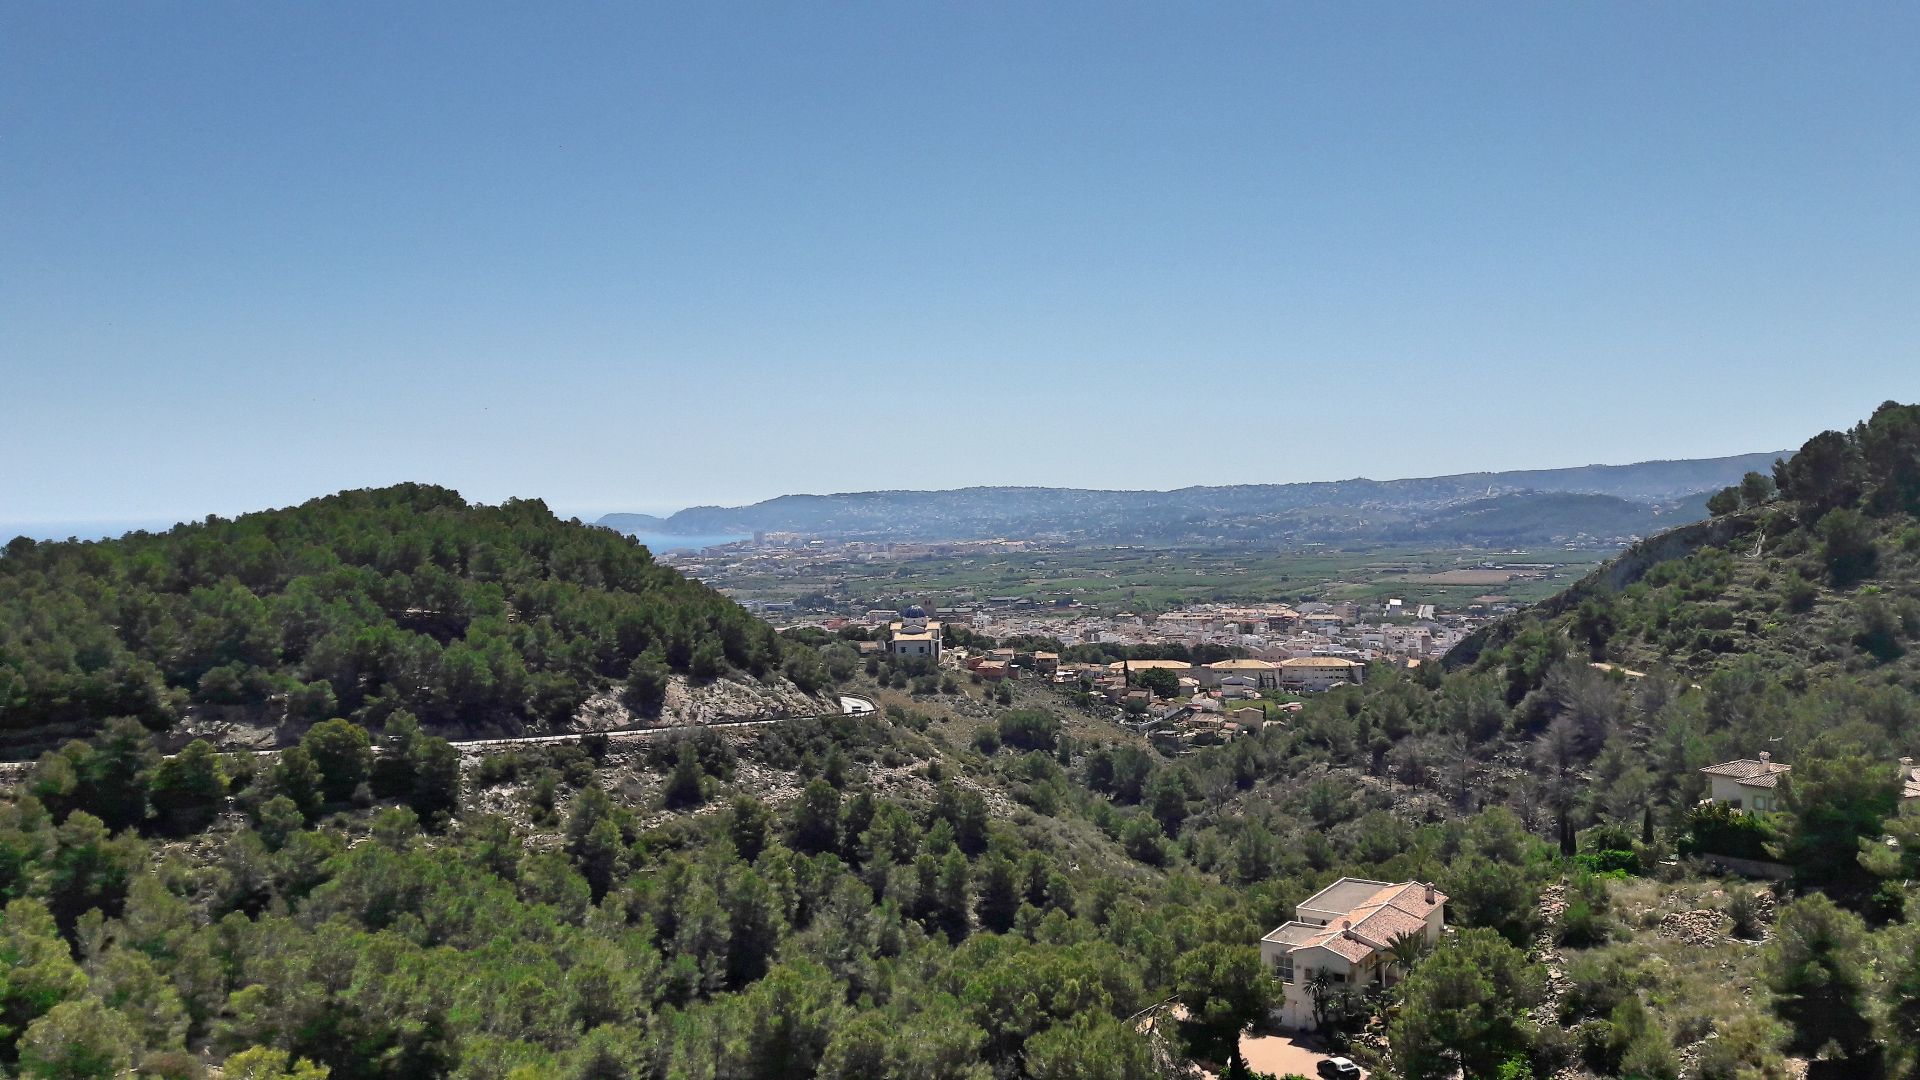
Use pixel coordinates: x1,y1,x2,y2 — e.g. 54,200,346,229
1678,802,1778,862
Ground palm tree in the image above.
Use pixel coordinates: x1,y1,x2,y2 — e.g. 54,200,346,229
1306,968,1337,1033
1384,929,1431,982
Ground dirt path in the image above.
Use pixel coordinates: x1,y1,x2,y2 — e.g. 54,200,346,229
0,697,879,779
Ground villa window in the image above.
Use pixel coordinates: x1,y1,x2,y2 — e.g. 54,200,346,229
1277,956,1293,983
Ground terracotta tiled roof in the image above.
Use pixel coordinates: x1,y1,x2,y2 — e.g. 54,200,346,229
1267,880,1445,965
1298,926,1376,963
1341,882,1446,942
1350,904,1430,944
1368,880,1447,915
1700,758,1791,789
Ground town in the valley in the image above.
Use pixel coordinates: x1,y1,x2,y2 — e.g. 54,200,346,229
646,533,1545,752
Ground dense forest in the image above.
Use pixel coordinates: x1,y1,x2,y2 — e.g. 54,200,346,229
0,485,818,757
0,407,1918,1078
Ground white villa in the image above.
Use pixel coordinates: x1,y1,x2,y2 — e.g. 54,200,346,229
888,606,942,661
1260,878,1447,1029
1701,754,1920,812
1699,754,1791,813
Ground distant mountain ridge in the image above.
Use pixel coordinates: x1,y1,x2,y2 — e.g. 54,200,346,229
600,452,1786,546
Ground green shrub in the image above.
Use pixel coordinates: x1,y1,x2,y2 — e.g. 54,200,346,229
1558,872,1613,947
1678,802,1778,861
997,709,1061,751
1782,572,1817,613
1560,951,1649,1023
1726,888,1763,939
1571,850,1638,876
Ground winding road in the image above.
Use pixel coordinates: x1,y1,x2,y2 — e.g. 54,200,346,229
0,695,879,777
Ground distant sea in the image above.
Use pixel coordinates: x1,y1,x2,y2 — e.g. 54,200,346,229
1,520,179,542
620,530,751,553
1,520,750,554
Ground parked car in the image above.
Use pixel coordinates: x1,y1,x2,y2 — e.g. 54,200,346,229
1316,1059,1363,1079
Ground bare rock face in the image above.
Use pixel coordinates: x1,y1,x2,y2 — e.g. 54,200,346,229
662,675,829,724
570,675,832,732
173,711,282,752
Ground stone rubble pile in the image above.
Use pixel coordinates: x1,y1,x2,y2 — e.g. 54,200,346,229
1656,908,1726,948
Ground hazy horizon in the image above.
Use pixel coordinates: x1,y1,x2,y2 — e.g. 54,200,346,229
0,442,1794,542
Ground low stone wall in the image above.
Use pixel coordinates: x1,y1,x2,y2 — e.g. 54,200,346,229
1690,853,1793,880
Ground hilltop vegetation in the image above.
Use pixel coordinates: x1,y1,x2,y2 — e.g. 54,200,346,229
1446,410,1919,691
0,485,814,757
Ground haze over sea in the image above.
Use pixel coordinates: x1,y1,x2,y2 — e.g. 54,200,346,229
619,531,752,554
2,521,181,543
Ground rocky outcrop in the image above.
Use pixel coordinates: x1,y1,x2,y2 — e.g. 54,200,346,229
562,675,830,733
1656,908,1728,948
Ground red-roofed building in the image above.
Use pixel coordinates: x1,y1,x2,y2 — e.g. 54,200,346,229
1259,878,1448,1029
1700,753,1792,814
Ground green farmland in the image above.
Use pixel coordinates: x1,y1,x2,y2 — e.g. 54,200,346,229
700,544,1611,614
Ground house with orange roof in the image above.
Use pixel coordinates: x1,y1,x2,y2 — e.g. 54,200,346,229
1259,878,1447,1029
1699,753,1792,814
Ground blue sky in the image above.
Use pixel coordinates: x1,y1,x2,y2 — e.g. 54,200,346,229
4,3,1918,530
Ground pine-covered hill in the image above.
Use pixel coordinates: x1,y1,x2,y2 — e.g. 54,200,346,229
1447,400,1920,698
1214,403,1920,890
1227,402,1920,906
0,484,825,757
1141,404,1920,1078
0,613,1595,1080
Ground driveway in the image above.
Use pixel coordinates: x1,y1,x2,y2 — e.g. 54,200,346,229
1236,1031,1362,1078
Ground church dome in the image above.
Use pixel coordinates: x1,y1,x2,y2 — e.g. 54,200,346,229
901,604,928,619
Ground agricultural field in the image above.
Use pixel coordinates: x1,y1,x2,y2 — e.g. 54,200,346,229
697,544,1611,614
